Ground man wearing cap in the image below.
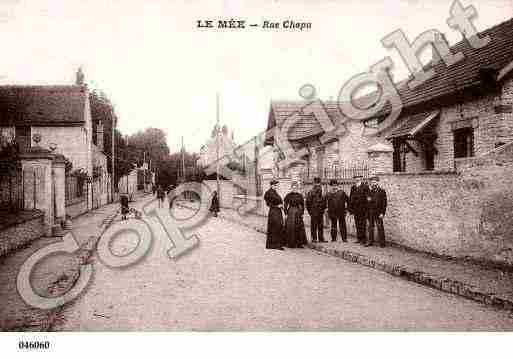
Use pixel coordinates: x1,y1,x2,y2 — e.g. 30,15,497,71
349,175,370,244
306,177,327,243
366,176,387,247
327,179,349,242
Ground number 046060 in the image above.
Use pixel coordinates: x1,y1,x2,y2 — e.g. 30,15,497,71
18,341,50,350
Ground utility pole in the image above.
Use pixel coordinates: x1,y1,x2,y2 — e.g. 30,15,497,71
254,135,259,196
216,92,220,197
111,114,116,203
181,136,186,183
143,150,146,192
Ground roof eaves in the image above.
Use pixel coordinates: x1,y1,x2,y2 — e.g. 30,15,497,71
409,110,440,136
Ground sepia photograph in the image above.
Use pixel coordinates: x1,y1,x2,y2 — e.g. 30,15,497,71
1,0,513,357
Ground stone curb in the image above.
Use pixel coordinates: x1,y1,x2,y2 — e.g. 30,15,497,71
215,211,513,313
0,208,120,331
45,211,119,331
306,243,513,313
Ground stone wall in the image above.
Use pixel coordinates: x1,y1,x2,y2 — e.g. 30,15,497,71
66,199,88,219
0,211,44,258
378,145,513,265
400,76,513,172
33,126,89,172
203,180,236,209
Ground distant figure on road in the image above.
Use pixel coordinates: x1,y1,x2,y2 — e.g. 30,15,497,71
156,185,165,208
306,177,327,243
327,179,349,242
152,184,157,196
210,191,220,217
366,176,387,247
349,175,370,244
283,181,307,248
120,194,130,220
264,179,285,250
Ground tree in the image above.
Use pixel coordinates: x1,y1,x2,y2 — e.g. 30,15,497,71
113,129,137,186
90,89,116,173
156,150,203,188
127,128,170,165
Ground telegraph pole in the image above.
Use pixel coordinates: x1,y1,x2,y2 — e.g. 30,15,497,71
143,150,146,192
111,114,116,203
181,136,186,183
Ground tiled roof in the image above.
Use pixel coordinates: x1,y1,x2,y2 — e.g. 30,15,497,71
375,16,513,118
266,101,339,141
266,17,513,144
0,85,87,126
388,110,440,138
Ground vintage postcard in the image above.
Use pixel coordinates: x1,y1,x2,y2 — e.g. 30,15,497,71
1,0,513,356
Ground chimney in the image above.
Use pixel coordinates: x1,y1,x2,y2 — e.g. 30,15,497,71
76,67,85,86
431,32,448,66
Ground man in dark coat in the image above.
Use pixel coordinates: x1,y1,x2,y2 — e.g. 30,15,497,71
209,191,220,217
156,185,165,208
327,179,349,242
366,176,387,247
264,180,285,250
306,177,327,243
120,194,130,220
349,175,369,244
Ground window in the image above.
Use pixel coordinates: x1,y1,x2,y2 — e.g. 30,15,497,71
453,127,474,158
393,140,407,172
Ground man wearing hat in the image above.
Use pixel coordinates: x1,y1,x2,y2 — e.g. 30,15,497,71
349,175,370,244
306,177,327,243
327,179,349,242
366,176,387,247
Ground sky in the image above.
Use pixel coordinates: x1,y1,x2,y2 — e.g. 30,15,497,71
0,0,511,152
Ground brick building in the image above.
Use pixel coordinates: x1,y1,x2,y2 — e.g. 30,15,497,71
265,17,513,179
382,18,513,173
262,18,513,265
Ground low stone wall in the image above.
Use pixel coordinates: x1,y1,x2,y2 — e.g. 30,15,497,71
66,199,88,219
379,160,513,266
232,195,267,217
0,211,44,258
203,180,240,209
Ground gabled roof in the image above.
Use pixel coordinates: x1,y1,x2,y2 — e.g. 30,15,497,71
0,85,87,126
265,94,378,146
265,17,513,145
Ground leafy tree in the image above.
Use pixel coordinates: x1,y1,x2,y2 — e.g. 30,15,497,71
0,140,19,175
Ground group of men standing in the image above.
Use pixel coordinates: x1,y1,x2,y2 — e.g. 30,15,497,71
347,175,387,247
303,175,388,247
264,175,388,250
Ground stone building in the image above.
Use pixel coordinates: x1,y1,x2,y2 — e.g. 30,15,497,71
265,18,513,180
197,124,237,170
381,18,513,173
0,71,112,216
262,17,513,266
265,101,376,184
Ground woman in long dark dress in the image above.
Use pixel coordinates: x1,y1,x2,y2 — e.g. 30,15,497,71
284,181,307,248
264,180,285,250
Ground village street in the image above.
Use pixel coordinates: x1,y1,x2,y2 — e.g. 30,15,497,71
53,196,513,331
